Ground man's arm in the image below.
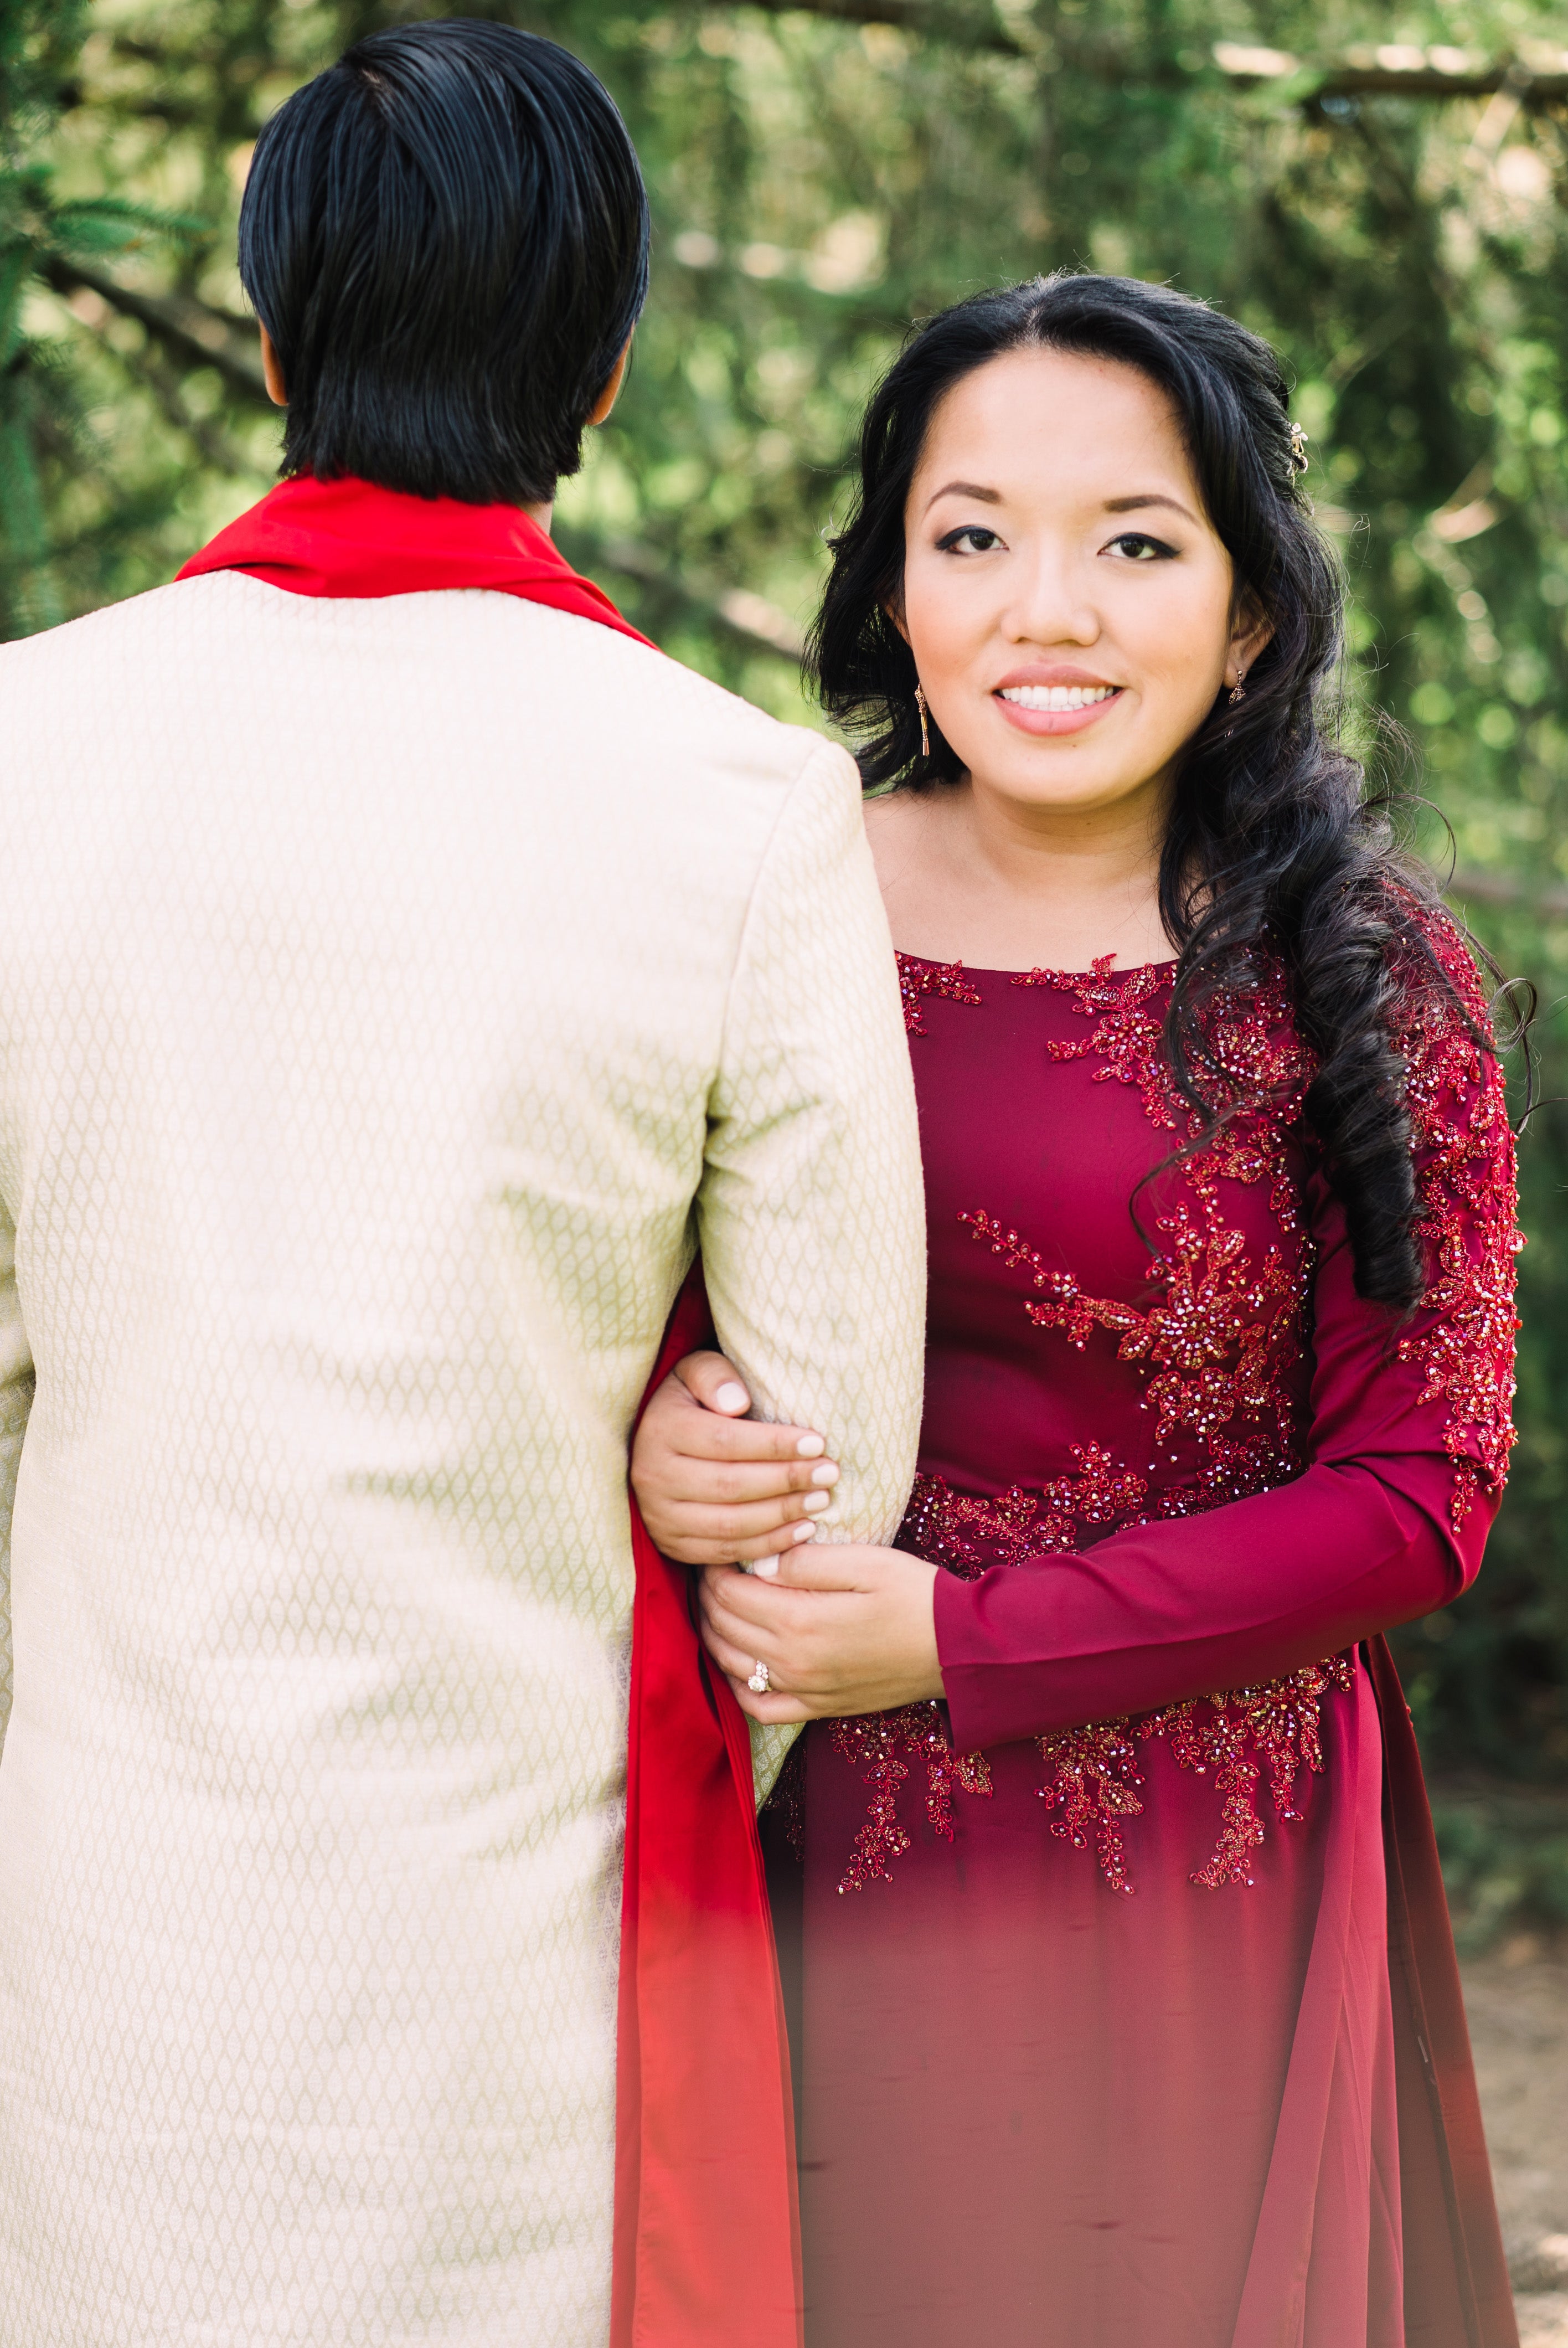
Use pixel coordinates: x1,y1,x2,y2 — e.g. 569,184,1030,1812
0,1211,34,1760
697,737,926,1795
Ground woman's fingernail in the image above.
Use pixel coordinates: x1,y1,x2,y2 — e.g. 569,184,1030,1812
795,1434,826,1459
715,1382,749,1413
754,1556,780,1578
791,1521,816,1543
809,1463,839,1488
802,1491,831,1515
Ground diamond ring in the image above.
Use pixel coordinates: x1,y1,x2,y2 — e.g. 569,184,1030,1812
747,1660,771,1695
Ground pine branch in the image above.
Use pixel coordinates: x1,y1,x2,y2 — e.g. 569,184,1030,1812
1447,868,1568,921
39,256,269,403
563,529,807,663
733,7,1568,106
731,0,1022,51
126,341,260,476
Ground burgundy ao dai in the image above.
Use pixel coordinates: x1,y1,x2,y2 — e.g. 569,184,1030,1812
761,910,1520,2348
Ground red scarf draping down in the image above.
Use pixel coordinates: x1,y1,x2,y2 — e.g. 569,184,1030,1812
178,477,802,2348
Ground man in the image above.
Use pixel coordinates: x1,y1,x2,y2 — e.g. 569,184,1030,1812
0,23,924,2343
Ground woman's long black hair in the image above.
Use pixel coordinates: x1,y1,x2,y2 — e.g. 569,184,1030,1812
811,271,1525,1312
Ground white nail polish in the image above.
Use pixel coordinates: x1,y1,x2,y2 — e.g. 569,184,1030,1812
715,1382,749,1413
802,1491,831,1514
754,1556,780,1578
795,1434,826,1458
809,1463,838,1487
791,1521,816,1543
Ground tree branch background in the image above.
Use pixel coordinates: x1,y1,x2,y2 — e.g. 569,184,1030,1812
5,0,1568,1933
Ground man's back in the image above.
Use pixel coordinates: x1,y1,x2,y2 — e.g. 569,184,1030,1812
0,574,922,2340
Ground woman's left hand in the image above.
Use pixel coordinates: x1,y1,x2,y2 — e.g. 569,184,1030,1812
697,1542,943,1723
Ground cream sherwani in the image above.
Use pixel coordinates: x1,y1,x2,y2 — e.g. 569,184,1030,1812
0,575,925,2344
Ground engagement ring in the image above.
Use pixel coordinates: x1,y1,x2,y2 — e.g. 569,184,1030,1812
747,1661,771,1694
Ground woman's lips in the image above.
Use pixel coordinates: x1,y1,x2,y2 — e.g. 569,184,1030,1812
993,684,1125,737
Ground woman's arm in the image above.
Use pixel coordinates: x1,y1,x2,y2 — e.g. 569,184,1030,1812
630,1351,941,1722
634,939,1519,1745
936,970,1520,1749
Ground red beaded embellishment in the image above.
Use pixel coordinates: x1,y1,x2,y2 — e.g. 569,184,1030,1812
823,918,1518,1896
1015,955,1180,1130
1038,1655,1358,1895
896,951,982,1036
1390,924,1521,1527
830,1701,993,1892
899,1458,1149,1576
873,1474,1356,1894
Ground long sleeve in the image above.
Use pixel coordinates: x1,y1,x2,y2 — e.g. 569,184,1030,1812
0,1206,33,1761
698,739,926,1792
935,955,1520,1753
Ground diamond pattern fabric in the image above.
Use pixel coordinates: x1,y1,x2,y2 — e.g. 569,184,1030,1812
0,575,925,2343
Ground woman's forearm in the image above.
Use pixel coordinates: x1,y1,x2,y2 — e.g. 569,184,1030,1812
934,1456,1482,1750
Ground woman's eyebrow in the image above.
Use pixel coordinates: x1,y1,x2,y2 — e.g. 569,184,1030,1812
1103,492,1200,524
922,480,1002,517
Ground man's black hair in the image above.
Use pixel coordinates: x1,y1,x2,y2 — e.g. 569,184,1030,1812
239,20,650,506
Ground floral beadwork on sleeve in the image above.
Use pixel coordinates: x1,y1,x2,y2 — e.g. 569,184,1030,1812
1390,918,1522,1527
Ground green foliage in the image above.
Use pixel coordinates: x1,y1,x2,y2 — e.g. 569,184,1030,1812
3,0,1566,1778
0,0,198,631
1430,1785,1568,1953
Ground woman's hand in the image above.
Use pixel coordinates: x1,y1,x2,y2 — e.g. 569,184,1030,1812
697,1544,942,1724
630,1348,843,1566
629,1346,942,1720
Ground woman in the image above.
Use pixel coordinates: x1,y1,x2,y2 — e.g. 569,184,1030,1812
631,275,1523,2347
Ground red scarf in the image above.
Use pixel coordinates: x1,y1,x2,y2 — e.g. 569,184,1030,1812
178,476,802,2348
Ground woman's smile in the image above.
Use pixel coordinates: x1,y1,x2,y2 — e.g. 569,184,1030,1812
995,673,1125,735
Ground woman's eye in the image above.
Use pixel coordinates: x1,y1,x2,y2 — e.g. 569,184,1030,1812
935,526,1002,555
1104,532,1177,562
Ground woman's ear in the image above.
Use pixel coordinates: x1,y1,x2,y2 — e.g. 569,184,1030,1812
883,595,911,647
1225,599,1273,692
259,324,287,408
587,337,634,428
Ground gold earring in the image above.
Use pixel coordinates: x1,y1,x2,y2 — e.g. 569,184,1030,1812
1228,668,1247,706
915,683,931,758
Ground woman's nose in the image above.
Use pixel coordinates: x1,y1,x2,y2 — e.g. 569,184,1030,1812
1001,552,1101,647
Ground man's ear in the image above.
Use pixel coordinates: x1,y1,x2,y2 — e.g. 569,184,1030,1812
587,337,634,429
259,324,287,408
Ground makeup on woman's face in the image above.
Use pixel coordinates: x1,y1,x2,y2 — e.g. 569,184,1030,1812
900,346,1260,820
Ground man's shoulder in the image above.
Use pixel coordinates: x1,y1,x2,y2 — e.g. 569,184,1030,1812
0,579,193,684
513,596,851,795
0,574,862,823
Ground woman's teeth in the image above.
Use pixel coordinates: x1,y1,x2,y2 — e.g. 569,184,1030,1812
999,684,1118,710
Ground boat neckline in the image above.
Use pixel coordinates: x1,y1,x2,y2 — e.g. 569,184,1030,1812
895,948,1179,981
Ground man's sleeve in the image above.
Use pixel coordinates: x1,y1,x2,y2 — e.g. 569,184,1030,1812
698,738,927,1796
0,1209,33,1760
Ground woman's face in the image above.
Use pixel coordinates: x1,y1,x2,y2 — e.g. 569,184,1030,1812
900,346,1265,822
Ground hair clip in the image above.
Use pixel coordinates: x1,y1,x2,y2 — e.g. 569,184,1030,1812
1288,421,1309,475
